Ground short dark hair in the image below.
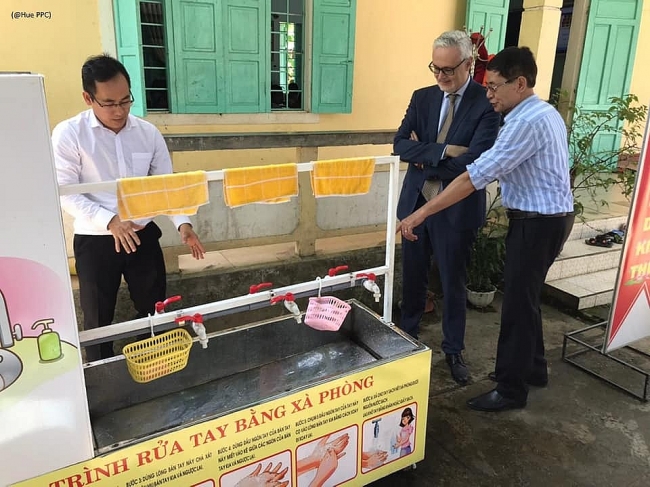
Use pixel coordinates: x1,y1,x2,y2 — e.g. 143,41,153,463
399,407,415,426
487,46,537,88
81,53,131,95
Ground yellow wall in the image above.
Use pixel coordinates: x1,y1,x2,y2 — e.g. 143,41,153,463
0,0,466,137
629,1,650,111
2,0,648,142
151,1,466,135
0,1,102,131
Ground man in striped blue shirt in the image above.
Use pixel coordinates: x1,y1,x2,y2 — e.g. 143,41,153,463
399,46,575,412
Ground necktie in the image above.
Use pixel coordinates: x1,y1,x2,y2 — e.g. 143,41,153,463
422,93,458,201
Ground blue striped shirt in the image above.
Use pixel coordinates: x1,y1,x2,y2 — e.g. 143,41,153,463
467,94,574,213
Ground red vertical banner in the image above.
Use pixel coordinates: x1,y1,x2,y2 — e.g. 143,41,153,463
605,116,650,352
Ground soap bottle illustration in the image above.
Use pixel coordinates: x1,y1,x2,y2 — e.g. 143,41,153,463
32,319,62,362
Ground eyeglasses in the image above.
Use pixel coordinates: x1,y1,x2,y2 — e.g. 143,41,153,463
90,91,135,109
486,78,517,93
428,59,466,76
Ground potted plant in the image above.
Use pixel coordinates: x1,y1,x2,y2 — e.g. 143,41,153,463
466,189,507,308
553,92,648,219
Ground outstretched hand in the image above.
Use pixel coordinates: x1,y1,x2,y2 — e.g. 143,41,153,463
179,223,205,260
396,206,428,242
234,462,289,487
362,450,388,470
445,144,469,158
309,449,343,487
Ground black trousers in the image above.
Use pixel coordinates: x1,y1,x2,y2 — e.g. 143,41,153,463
495,214,574,402
74,222,166,361
400,194,477,351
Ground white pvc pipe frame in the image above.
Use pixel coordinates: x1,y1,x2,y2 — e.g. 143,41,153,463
64,155,401,347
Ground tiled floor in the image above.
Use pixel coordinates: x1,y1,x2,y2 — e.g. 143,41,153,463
177,182,633,275
544,182,631,308
177,231,398,274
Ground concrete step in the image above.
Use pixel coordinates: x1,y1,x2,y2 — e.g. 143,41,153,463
544,268,619,310
543,215,627,310
546,240,622,281
565,216,628,242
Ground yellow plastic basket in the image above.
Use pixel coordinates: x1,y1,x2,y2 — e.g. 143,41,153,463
123,328,193,383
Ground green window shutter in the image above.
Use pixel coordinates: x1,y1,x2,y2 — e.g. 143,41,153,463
223,0,269,113
575,0,642,158
167,0,225,113
167,0,267,114
311,0,357,114
465,0,510,54
113,0,146,117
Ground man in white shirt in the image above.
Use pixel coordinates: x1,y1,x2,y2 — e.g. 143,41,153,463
52,54,205,361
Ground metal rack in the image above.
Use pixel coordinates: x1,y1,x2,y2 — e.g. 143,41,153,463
59,156,402,352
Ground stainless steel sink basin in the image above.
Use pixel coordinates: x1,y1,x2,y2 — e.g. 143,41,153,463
0,349,23,391
83,299,422,453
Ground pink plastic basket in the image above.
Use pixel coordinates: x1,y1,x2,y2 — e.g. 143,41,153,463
304,296,351,331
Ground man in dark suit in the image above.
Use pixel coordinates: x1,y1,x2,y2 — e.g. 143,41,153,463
394,30,500,385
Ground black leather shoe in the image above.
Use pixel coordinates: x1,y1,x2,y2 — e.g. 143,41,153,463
488,371,548,387
467,389,526,412
445,353,469,385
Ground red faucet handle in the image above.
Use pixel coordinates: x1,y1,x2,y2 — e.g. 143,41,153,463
250,282,273,294
328,265,349,277
175,315,195,325
270,293,295,304
192,313,204,324
155,295,182,313
356,272,376,281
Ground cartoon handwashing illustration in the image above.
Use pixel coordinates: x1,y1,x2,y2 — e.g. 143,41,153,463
0,289,24,391
1,287,69,393
393,407,415,457
32,319,62,362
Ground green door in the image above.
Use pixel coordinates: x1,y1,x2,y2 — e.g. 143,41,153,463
167,0,267,113
311,0,357,114
167,0,226,113
575,0,643,156
223,0,269,113
113,0,147,117
465,0,510,55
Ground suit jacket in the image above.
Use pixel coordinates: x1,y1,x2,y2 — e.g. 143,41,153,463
394,80,500,230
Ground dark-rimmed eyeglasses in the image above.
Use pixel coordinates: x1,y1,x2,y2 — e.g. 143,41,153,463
428,59,466,76
486,78,517,93
90,91,135,109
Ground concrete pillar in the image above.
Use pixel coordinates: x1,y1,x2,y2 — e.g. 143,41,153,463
518,0,563,100
559,0,589,121
294,147,318,256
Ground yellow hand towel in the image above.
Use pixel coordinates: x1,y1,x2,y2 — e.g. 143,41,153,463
223,163,299,208
310,157,376,197
117,170,209,220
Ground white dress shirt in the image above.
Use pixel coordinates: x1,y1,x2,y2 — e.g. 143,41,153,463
52,110,191,235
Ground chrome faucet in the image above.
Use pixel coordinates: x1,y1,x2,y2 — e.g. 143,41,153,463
0,289,24,391
0,289,23,348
